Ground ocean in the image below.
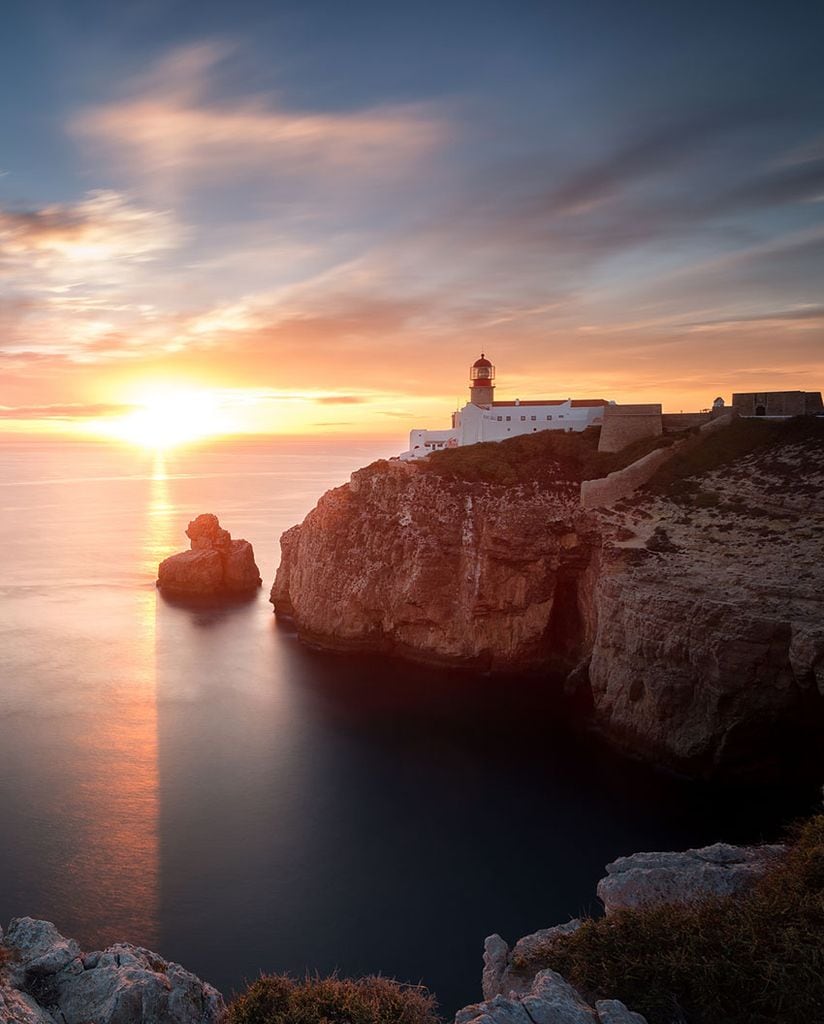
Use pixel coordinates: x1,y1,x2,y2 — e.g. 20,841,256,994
0,438,817,1013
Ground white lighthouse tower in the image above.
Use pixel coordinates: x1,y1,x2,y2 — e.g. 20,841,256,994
469,353,495,406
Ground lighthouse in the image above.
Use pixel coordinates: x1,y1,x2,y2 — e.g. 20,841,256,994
469,353,495,406
399,353,611,459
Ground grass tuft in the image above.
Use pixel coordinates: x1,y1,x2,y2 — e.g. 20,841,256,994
512,815,824,1024
226,972,440,1024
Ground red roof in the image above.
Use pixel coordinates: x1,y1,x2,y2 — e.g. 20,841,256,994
472,353,493,367
490,399,608,408
491,399,564,407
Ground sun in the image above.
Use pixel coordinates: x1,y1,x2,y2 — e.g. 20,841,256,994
103,388,231,449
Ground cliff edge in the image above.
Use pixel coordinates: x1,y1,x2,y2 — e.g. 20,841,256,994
271,420,824,774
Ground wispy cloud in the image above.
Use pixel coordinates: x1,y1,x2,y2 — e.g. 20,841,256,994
0,401,136,419
0,190,177,264
73,43,443,183
683,305,824,326
0,191,181,359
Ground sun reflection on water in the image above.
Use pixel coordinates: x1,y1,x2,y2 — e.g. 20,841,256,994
56,455,181,949
143,452,181,573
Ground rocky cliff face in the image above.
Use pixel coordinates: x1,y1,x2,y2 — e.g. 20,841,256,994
272,423,824,774
272,458,597,671
587,425,824,773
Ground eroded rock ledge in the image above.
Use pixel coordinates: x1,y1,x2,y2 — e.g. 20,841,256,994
0,918,223,1024
271,422,824,775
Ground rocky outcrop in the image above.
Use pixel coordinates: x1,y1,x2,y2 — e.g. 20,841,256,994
457,969,647,1024
472,837,782,1021
158,513,261,599
272,422,824,774
596,841,786,913
482,923,582,1001
0,918,224,1024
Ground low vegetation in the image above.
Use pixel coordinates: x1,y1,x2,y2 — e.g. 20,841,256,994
513,815,824,1024
417,426,679,487
647,415,824,496
227,973,440,1024
411,414,823,494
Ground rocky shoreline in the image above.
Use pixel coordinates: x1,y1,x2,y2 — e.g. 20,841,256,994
0,835,790,1024
271,420,824,777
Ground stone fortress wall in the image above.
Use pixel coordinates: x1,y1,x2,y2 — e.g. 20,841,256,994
582,412,736,508
732,390,824,417
596,403,663,453
661,411,715,431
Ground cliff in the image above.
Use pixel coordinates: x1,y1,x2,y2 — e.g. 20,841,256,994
271,419,824,774
273,455,596,671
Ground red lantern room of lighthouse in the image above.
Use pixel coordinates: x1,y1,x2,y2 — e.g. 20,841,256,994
469,353,495,406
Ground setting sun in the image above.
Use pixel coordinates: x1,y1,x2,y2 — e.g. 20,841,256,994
102,388,230,449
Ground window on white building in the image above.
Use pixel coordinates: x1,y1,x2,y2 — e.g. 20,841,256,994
497,416,502,421
530,415,536,421
506,416,511,421
520,415,526,421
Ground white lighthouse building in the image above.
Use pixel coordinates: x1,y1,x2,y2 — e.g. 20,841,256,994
400,354,612,460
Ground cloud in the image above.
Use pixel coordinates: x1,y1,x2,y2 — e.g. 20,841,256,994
683,306,824,326
315,395,367,404
0,191,178,263
0,402,136,420
72,43,443,181
0,191,182,360
537,109,756,217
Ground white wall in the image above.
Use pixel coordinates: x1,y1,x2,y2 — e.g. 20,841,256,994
400,400,608,459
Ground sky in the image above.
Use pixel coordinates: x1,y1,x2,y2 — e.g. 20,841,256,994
1,0,823,441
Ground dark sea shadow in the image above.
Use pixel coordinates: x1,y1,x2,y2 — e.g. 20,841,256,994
150,602,822,1015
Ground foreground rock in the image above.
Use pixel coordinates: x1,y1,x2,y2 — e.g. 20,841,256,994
272,420,824,775
158,513,261,599
477,837,780,1014
597,841,786,914
482,922,583,1002
0,918,224,1024
458,969,647,1024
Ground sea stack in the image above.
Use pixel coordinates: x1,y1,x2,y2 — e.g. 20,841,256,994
157,513,261,599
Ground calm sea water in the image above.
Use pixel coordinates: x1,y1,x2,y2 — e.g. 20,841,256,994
0,439,818,1013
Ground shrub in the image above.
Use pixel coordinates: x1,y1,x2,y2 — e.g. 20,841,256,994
513,815,824,1024
226,973,440,1024
418,426,680,487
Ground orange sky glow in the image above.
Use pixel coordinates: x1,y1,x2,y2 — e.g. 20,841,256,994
2,35,822,449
